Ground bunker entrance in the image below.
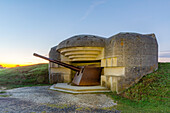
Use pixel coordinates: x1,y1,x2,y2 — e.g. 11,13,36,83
71,60,102,86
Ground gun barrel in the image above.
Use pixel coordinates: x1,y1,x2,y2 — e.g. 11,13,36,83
33,53,81,72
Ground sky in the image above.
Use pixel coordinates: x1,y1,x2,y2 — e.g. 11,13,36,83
0,0,170,67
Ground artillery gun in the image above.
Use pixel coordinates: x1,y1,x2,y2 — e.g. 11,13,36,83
33,53,102,86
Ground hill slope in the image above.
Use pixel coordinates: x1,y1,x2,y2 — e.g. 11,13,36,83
0,64,49,89
109,63,170,112
122,63,169,102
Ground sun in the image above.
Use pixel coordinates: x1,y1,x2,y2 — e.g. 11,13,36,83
0,63,34,68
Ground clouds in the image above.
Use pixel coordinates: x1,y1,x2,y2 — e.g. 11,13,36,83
80,0,107,21
159,50,170,58
159,50,170,62
158,57,170,62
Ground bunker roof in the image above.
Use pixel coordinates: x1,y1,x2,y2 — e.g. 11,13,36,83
56,35,106,50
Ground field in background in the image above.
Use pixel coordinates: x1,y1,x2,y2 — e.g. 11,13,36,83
0,63,169,112
0,64,49,89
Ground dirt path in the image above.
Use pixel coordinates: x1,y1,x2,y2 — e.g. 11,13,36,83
0,86,120,113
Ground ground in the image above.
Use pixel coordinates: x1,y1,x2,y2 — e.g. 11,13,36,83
0,86,119,113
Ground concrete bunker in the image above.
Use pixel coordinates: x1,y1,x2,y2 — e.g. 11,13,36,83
49,33,158,93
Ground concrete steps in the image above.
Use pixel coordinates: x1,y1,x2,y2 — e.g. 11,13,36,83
50,83,111,94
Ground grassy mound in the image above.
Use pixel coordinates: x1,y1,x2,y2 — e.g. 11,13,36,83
0,64,49,89
109,63,170,112
122,63,169,102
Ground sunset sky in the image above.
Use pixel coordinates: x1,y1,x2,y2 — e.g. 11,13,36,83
0,0,170,67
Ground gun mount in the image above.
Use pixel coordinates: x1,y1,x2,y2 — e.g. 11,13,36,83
33,53,102,86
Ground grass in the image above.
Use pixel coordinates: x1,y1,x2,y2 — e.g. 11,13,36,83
0,95,9,97
107,63,170,113
45,103,71,109
0,64,50,89
0,91,6,93
0,90,9,97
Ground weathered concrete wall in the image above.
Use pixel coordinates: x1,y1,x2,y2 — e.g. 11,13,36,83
49,46,62,84
105,33,158,93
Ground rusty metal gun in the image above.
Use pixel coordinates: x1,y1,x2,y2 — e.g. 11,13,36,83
33,53,80,72
33,53,102,86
